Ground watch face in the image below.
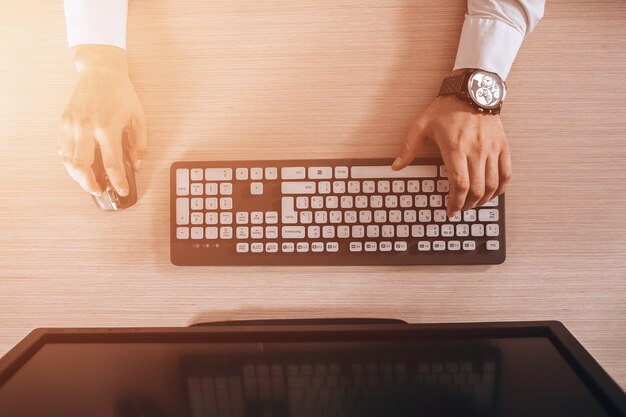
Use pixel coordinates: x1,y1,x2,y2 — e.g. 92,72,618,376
468,71,505,109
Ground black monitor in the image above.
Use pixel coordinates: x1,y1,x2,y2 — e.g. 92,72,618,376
0,320,624,417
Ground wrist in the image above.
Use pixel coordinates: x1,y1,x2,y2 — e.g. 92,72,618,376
72,45,129,78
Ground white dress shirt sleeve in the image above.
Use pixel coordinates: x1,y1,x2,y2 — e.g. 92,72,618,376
454,0,545,79
64,0,128,50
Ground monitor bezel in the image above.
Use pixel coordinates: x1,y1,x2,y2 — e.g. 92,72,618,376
0,320,624,415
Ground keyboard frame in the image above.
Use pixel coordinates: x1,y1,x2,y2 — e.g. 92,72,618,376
170,158,506,266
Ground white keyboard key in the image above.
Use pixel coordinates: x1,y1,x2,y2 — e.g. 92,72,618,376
397,225,410,237
374,210,387,223
281,167,306,179
322,226,335,239
236,242,249,253
282,226,305,239
220,197,232,210
403,210,417,223
265,242,279,253
300,211,313,224
439,165,448,178
236,212,249,224
265,167,278,180
471,223,485,237
366,225,380,238
311,196,324,209
437,180,449,193
433,241,446,251
337,225,350,238
205,227,218,239
479,209,499,222
333,181,346,194
315,211,328,224
312,242,325,252
205,168,232,181
486,240,500,250
481,196,499,207
326,196,339,209
176,227,189,239
266,226,278,239
449,212,462,222
412,225,425,237
220,212,232,225
236,167,249,180
307,225,321,238
220,183,232,195
265,212,278,224
251,242,264,253
419,210,431,222
463,240,476,250
340,196,354,209
281,197,297,224
282,242,295,252
382,225,394,238
191,198,203,211
351,165,437,179
392,180,405,193
250,226,263,239
422,180,435,193
377,180,390,193
296,196,309,209
426,224,439,237
370,195,383,208
363,181,376,193
359,210,372,223
335,166,349,179
326,242,339,252
205,197,218,210
176,169,190,195
448,240,461,251
308,167,333,179
400,195,413,208
348,181,361,193
296,242,309,252
205,212,218,225
190,168,203,181
318,181,331,194
349,241,362,252
250,182,264,195
205,183,218,195
463,209,477,222
191,183,203,196
430,194,443,207
344,211,357,223
417,241,431,251
365,241,377,252
456,224,470,237
486,223,500,237
415,195,427,207
176,198,190,225
236,227,249,239
407,180,420,193
394,241,407,251
352,225,365,238
389,210,402,223
251,212,264,224
441,224,454,237
329,211,342,223
379,241,392,252
355,196,368,208
251,167,263,180
385,195,398,208
191,212,203,225
434,210,447,223
191,227,203,239
281,181,315,194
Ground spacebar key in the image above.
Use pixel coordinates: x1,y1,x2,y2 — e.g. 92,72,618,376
351,165,437,179
281,226,305,239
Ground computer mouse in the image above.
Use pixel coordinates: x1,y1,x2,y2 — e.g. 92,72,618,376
91,142,137,211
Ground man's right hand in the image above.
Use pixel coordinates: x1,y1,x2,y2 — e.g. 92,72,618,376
58,44,147,197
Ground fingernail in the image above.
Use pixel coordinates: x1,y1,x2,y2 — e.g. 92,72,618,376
118,188,128,197
135,160,142,170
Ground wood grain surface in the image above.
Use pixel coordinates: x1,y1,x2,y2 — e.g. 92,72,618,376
0,0,625,389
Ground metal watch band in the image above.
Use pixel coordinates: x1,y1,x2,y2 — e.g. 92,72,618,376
438,73,468,96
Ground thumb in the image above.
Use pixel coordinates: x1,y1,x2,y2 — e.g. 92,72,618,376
392,121,427,171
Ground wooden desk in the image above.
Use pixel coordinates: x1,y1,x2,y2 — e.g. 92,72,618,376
1,0,625,388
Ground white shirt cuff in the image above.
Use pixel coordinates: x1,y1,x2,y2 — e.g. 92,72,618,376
453,15,524,80
64,0,128,50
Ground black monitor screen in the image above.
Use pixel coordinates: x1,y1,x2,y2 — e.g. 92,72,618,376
0,335,615,417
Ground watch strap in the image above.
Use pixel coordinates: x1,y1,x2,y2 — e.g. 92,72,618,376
438,73,468,96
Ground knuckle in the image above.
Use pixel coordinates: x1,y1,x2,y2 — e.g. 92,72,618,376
71,158,90,172
484,179,498,193
501,169,512,183
451,175,470,193
467,186,483,201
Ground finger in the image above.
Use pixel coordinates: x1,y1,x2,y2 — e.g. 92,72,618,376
126,113,147,171
98,129,130,196
392,121,427,171
71,132,102,196
442,150,469,217
476,154,499,207
494,145,512,197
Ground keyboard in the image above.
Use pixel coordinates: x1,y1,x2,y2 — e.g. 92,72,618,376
170,158,505,265
184,345,499,417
